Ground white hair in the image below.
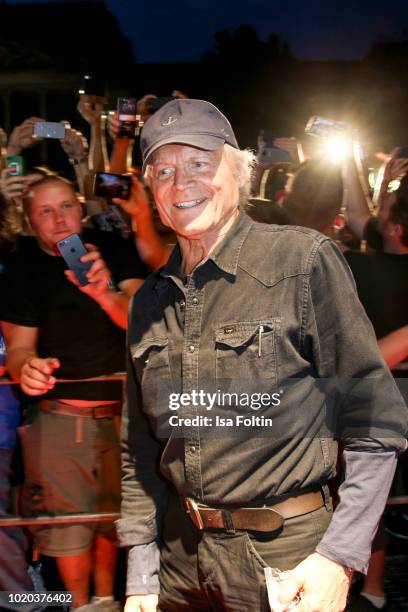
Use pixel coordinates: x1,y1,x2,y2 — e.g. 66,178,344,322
223,144,257,209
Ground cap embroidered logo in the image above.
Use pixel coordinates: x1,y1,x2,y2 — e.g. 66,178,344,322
161,116,178,127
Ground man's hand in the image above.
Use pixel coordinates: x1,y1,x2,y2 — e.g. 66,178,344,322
0,167,44,207
108,111,135,142
20,356,60,396
382,148,408,183
7,117,44,155
60,128,88,162
278,553,352,612
64,243,112,301
77,95,106,126
124,594,158,612
113,175,150,219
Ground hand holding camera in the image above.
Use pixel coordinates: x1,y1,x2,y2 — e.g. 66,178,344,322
7,117,44,155
0,167,43,207
111,174,150,221
62,238,113,300
60,128,88,164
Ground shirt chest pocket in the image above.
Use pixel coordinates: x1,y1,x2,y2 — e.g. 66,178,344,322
131,337,172,406
215,320,278,383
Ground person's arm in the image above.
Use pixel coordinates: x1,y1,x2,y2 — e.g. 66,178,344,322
378,325,408,369
60,128,90,198
1,322,60,395
343,144,373,240
278,239,407,610
108,112,135,174
117,299,169,611
64,244,143,329
77,95,108,172
113,176,171,269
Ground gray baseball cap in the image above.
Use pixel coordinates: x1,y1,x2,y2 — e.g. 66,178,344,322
140,98,239,172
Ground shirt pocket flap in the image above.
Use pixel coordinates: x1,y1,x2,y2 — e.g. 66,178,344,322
131,336,169,360
215,321,274,349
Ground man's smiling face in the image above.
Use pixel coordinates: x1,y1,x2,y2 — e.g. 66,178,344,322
148,144,240,240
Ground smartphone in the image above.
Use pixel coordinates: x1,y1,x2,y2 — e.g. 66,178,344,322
117,98,137,138
305,116,348,138
6,155,25,176
57,233,92,286
78,73,105,97
93,172,131,200
33,121,65,139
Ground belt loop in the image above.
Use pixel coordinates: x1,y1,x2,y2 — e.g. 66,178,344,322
321,484,332,512
222,509,235,534
75,416,83,444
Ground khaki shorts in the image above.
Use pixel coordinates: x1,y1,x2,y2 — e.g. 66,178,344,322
18,406,121,557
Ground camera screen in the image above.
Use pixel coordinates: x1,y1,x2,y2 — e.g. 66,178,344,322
94,173,131,200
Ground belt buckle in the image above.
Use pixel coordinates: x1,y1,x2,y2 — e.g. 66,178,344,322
185,497,204,530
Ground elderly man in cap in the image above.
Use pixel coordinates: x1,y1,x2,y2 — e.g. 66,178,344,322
117,99,407,612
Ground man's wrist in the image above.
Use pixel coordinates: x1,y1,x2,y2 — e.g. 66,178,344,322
7,144,21,156
69,157,88,166
97,286,117,311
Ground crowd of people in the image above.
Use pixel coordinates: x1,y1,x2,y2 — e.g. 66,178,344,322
0,91,406,612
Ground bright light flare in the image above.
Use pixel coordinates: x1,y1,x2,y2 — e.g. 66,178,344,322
324,137,348,162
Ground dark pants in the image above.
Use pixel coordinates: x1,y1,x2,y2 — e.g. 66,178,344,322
0,448,33,593
158,494,333,611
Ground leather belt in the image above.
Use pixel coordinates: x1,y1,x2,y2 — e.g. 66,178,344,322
38,399,122,419
184,490,324,532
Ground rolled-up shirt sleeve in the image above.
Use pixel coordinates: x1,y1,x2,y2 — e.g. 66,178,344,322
126,541,160,595
316,450,398,573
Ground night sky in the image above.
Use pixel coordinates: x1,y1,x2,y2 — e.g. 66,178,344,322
7,0,408,62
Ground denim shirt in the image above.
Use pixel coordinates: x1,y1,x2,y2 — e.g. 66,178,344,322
118,212,407,590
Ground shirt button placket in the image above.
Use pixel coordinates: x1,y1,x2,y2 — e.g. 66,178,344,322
182,276,204,500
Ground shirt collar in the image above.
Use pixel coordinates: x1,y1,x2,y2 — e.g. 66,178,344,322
160,211,254,280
